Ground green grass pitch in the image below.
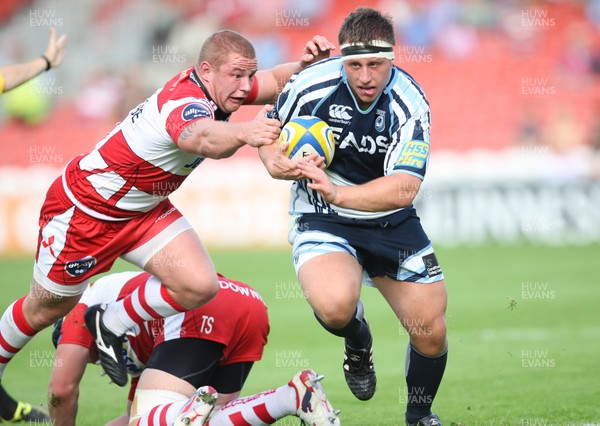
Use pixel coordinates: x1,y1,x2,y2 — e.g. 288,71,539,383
1,245,599,425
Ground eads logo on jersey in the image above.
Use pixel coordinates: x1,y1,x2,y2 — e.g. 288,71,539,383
65,256,97,277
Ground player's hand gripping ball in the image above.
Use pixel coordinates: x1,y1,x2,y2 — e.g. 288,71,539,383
279,116,336,167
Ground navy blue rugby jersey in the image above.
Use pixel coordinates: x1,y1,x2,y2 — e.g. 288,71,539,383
273,56,431,219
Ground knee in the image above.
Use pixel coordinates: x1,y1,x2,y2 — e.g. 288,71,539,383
48,380,78,409
409,315,447,356
27,310,61,330
170,274,219,309
24,296,74,331
313,300,356,329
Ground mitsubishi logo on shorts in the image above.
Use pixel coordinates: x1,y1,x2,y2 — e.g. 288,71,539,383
41,235,56,258
329,104,353,121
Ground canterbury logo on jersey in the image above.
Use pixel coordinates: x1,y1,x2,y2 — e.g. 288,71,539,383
329,104,353,121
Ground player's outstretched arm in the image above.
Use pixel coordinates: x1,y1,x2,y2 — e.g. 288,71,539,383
0,27,66,93
177,105,280,158
298,161,422,211
251,35,335,104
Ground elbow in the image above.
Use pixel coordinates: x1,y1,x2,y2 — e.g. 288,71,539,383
399,196,416,209
395,178,421,208
395,197,416,210
211,149,236,159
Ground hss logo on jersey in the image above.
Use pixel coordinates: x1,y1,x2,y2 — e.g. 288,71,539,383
394,140,429,169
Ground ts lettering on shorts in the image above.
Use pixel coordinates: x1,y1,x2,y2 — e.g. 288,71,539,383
422,253,441,277
65,256,97,277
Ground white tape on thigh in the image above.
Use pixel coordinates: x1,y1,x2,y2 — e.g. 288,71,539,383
121,216,193,268
129,388,188,421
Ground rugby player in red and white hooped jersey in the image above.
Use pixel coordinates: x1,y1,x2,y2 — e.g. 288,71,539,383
49,271,340,426
0,30,335,389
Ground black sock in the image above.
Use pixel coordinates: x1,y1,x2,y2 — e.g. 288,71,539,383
314,308,371,349
405,343,447,423
0,384,18,420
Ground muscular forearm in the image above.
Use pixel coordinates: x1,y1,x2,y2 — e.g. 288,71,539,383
178,106,279,157
0,58,48,92
330,174,421,212
253,62,300,104
178,119,246,159
269,62,302,99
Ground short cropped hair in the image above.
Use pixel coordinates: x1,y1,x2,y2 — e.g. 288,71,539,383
198,30,256,69
338,7,395,46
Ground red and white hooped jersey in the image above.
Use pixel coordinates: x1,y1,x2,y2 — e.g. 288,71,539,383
62,67,258,220
57,271,269,396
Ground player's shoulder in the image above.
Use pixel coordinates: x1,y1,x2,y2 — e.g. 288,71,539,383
291,56,344,89
387,65,430,112
156,67,209,111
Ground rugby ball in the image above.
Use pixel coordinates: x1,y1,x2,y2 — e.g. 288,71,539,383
279,116,335,167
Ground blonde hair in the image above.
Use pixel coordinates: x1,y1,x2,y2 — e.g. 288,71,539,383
198,30,255,69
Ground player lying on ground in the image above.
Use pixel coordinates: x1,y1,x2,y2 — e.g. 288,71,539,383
49,271,340,426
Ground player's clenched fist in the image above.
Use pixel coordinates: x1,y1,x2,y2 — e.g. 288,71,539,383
241,104,281,147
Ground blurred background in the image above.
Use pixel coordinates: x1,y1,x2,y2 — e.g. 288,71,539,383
1,0,599,253
2,2,600,424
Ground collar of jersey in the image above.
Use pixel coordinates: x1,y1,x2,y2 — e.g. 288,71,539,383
188,68,231,121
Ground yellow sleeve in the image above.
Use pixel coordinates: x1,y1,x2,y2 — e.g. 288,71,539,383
0,73,4,95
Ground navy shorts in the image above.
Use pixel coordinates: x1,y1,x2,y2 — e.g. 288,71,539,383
289,208,444,284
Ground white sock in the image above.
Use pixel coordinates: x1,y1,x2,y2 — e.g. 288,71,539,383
102,275,185,335
208,385,296,425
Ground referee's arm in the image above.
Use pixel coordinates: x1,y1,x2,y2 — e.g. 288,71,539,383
0,27,66,94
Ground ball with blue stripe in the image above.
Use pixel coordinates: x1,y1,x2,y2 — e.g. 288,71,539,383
279,116,336,167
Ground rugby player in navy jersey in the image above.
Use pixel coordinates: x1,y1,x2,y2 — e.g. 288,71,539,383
260,7,447,426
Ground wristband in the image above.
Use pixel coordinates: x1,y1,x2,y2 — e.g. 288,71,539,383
41,55,51,71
